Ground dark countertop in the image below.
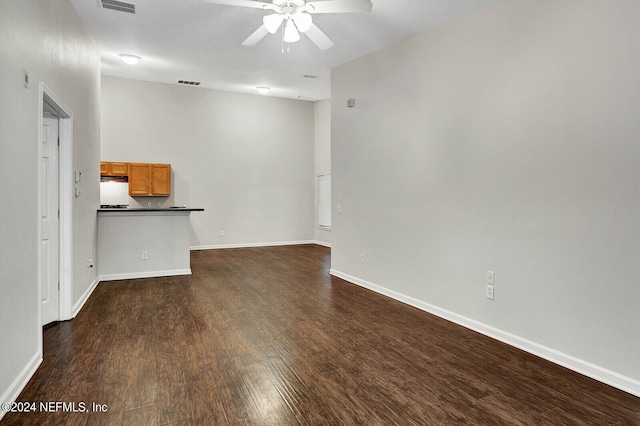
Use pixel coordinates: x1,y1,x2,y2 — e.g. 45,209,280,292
97,208,204,212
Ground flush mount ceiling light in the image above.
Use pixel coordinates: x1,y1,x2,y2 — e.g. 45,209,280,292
119,54,141,65
204,0,372,51
256,86,271,94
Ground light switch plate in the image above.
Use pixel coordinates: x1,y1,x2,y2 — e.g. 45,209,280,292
486,285,495,300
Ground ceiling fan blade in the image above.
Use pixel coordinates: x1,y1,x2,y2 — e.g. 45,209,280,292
203,0,278,11
304,0,372,14
304,23,334,50
242,25,270,46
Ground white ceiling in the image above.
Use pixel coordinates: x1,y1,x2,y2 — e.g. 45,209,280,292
69,0,503,101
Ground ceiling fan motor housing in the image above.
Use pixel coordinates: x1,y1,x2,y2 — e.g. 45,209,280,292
273,0,306,6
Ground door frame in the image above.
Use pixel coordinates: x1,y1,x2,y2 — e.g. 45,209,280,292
38,82,73,334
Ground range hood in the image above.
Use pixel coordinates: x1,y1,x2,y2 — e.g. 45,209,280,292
100,175,128,183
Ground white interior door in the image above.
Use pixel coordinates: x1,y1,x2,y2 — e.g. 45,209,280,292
41,116,59,325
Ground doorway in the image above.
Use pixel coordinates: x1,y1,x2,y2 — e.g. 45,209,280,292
39,85,72,327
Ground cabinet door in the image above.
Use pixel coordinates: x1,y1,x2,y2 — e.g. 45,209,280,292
128,163,150,196
101,161,128,176
111,162,127,175
150,164,171,196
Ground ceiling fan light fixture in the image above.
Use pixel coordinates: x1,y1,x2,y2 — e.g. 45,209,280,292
283,19,300,43
204,0,373,50
119,53,141,65
263,13,283,34
256,86,271,94
293,12,312,33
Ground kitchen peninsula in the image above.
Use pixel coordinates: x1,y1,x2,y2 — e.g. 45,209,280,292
98,207,204,281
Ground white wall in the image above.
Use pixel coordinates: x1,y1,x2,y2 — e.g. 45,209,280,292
0,0,101,412
314,99,332,246
331,0,640,395
100,76,315,248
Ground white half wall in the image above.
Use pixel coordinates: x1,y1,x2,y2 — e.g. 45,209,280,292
0,0,101,415
98,211,192,280
100,76,315,248
331,0,640,395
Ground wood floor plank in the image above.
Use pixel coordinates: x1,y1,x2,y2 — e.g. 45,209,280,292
2,245,638,425
121,405,157,426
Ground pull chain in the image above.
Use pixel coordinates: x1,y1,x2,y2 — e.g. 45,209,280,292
280,19,292,54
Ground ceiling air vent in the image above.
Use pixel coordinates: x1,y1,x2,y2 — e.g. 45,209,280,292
100,0,136,14
177,80,201,86
303,75,319,79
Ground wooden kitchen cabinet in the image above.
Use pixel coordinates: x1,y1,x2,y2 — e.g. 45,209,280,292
150,164,171,196
128,163,171,196
100,162,128,176
128,163,150,196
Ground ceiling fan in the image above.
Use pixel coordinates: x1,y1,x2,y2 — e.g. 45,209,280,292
203,0,373,50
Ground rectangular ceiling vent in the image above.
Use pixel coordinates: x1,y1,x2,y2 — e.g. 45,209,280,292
303,75,319,79
100,0,136,14
177,80,201,86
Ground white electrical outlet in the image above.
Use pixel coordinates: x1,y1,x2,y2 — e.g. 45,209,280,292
141,251,148,260
487,271,495,285
219,230,224,237
337,204,342,213
87,259,94,268
486,285,495,300
360,254,365,263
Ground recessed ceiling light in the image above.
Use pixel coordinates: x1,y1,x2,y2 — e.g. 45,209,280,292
119,54,141,65
256,86,271,95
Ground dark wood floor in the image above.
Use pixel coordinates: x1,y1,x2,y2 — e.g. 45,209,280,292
3,245,638,425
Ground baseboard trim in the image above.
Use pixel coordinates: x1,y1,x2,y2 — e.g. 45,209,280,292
191,240,318,250
330,268,640,398
99,269,192,282
312,240,332,248
71,276,100,319
0,351,42,422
